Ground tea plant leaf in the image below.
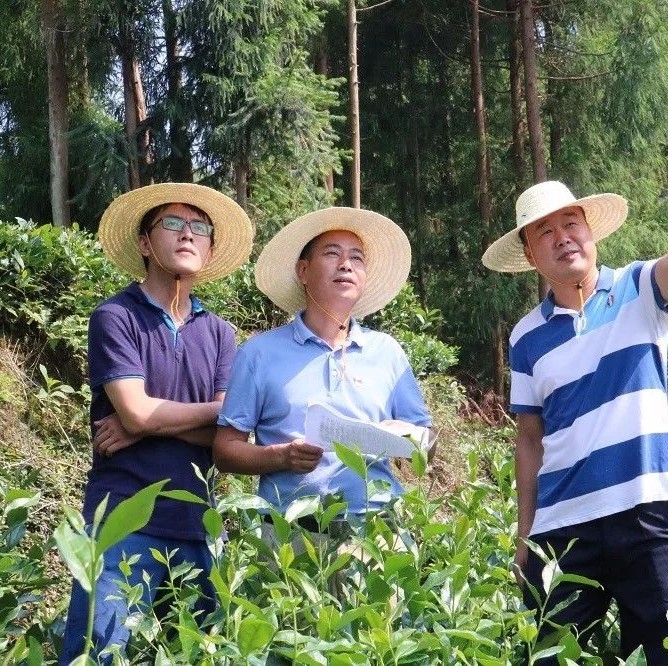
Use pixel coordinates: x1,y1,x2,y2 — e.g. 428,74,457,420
440,629,498,650
217,493,272,512
160,489,208,504
300,533,319,565
278,543,295,570
319,502,347,530
531,645,564,662
237,616,274,657
287,569,320,603
411,448,427,477
92,494,109,530
333,443,366,479
365,572,392,603
624,645,648,665
96,480,168,557
323,552,351,579
53,521,95,593
384,553,414,576
202,507,224,540
285,495,320,523
3,489,39,514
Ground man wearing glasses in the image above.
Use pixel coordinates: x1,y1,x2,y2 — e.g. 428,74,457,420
60,183,253,664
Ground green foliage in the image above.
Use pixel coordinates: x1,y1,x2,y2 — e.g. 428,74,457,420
367,283,459,376
0,486,53,661
39,425,641,663
54,480,168,662
0,218,124,381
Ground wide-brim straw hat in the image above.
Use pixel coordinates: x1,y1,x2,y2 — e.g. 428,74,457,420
255,207,411,318
98,182,253,283
482,181,628,273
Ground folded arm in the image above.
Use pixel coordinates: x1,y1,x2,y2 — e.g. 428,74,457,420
213,426,323,474
94,379,224,455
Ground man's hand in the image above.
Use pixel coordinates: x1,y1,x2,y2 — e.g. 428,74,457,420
279,439,324,473
513,540,529,588
93,413,141,457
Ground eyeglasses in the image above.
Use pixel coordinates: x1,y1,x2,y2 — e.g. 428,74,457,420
152,215,214,237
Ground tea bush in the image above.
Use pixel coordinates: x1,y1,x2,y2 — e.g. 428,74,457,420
44,427,635,665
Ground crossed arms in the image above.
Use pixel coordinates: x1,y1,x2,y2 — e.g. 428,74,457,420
94,377,224,456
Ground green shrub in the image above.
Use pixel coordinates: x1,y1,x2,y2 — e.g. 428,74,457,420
0,486,53,664
46,432,632,664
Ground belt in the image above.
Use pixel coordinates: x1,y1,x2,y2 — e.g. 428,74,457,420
263,514,350,538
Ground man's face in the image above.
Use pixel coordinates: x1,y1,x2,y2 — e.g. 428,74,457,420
523,206,596,281
139,203,213,277
296,230,367,311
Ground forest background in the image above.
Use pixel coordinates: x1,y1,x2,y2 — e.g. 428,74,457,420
7,0,668,392
0,0,667,662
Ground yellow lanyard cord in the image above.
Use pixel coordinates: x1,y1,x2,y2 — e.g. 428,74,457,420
304,287,352,380
144,237,210,327
524,237,595,332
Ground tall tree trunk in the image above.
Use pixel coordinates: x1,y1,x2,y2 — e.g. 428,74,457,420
471,0,504,396
347,0,361,208
508,0,525,186
409,121,427,307
163,0,192,182
70,0,91,109
235,159,248,211
543,18,562,167
519,0,548,299
42,0,70,227
314,32,334,193
119,20,150,189
471,0,491,255
440,76,458,262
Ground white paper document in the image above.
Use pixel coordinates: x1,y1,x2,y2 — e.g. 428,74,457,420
304,402,429,458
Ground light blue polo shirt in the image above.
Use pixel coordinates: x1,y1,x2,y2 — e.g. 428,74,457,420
218,312,431,515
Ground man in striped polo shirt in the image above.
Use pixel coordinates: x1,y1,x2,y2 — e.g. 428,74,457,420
482,181,668,664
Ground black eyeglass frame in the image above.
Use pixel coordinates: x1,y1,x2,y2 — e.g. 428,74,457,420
150,215,214,238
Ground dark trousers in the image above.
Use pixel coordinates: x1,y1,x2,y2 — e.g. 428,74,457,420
60,532,215,665
524,501,668,664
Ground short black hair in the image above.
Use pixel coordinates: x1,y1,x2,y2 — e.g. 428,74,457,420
299,235,319,261
519,227,527,247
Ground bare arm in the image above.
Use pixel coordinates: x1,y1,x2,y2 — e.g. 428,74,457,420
213,426,323,474
94,383,224,455
514,412,544,586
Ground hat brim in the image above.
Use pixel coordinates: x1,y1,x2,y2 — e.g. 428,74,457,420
481,193,628,272
98,183,253,283
255,207,411,318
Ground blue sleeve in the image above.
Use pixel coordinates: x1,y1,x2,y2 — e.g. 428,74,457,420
217,343,261,432
214,320,237,393
388,341,432,427
88,305,144,390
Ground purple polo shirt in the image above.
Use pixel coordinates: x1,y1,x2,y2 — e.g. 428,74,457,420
82,282,236,541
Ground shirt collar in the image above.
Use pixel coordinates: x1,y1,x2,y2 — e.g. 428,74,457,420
292,311,364,348
129,282,206,317
540,266,613,321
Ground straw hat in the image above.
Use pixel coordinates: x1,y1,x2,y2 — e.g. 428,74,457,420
98,182,253,283
482,181,628,273
255,207,411,317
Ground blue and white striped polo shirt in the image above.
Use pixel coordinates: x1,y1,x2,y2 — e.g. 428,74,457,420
510,261,668,535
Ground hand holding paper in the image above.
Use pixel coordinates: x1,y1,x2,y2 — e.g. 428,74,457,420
304,402,429,458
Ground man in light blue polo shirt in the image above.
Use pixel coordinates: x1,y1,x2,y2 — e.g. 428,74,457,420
214,207,432,521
